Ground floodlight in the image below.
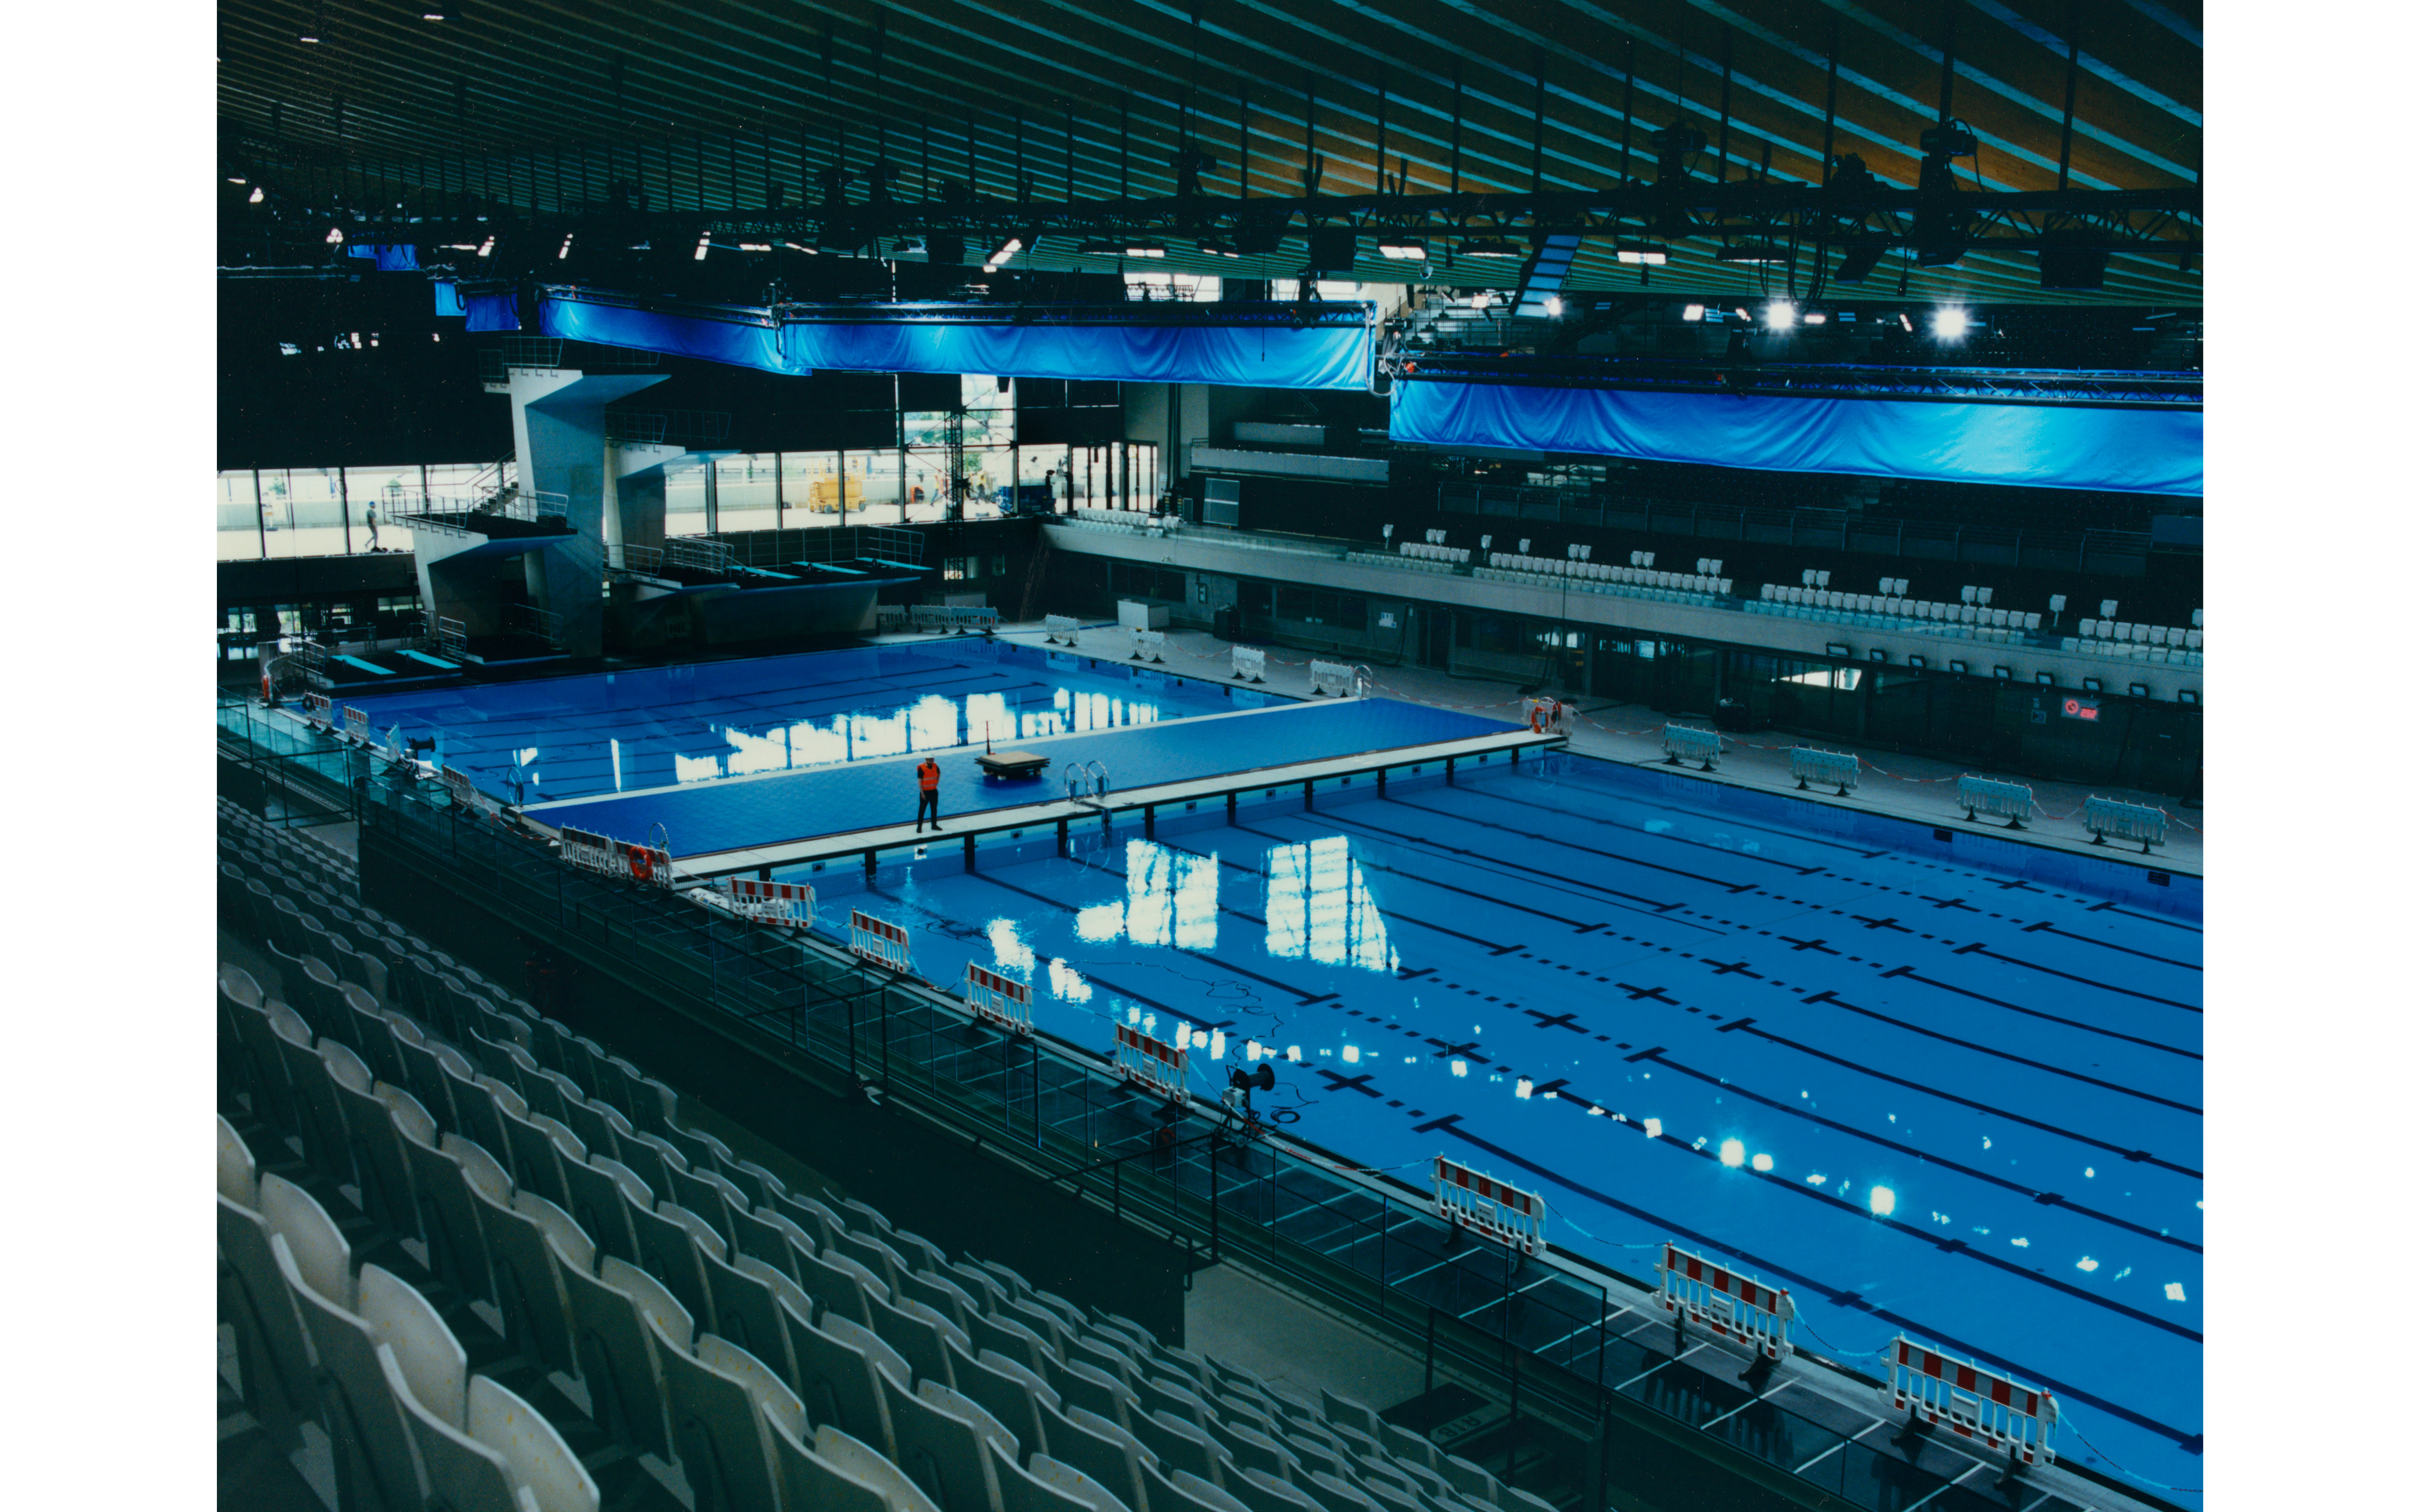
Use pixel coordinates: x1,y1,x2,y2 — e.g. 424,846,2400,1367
1681,303,1704,321
1543,295,1563,317
1802,312,1827,325
249,186,265,204
1122,241,1168,258
1376,236,1428,260
693,231,710,261
556,234,574,260
1763,301,1797,330
982,235,1024,271
1615,242,1669,265
1930,307,1970,339
325,227,344,244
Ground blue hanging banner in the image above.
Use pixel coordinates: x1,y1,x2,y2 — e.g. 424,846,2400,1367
464,291,521,333
1389,378,2204,497
432,280,466,318
534,289,1373,390
373,244,421,272
537,295,784,370
778,315,1372,391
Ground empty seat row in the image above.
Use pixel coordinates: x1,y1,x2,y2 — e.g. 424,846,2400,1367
1483,556,1732,597
1758,584,2047,633
1394,543,1469,566
220,811,1544,1512
2077,619,2201,650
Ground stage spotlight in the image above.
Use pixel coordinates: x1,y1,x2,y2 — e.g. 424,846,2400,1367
1930,307,1970,339
1763,300,1797,330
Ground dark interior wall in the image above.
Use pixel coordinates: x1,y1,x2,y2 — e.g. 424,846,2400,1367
220,276,514,469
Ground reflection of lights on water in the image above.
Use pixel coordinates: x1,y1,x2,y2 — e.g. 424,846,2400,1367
1751,1153,1774,1172
1643,1118,1663,1139
1075,902,1125,942
1451,1060,1468,1077
987,919,1035,976
1126,1006,1142,1024
2165,1282,2187,1302
1285,1045,1301,1062
1048,959,1092,1003
1245,1041,1263,1059
1806,1172,1827,1185
1869,1186,1897,1217
2011,1236,2030,1248
1265,836,1395,971
1210,1029,1226,1059
1514,1077,1532,1099
1342,1045,1360,1064
1718,1140,1745,1168
1073,842,1219,948
2076,1256,2100,1272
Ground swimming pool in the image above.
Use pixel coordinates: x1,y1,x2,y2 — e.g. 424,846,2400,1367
336,641,1261,805
798,751,2204,1494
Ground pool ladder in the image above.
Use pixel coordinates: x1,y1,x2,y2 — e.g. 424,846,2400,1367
1064,760,1111,809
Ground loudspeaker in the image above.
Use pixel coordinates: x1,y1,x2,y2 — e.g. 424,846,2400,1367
1306,226,1357,275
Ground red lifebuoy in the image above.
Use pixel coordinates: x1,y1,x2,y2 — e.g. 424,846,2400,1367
626,847,654,882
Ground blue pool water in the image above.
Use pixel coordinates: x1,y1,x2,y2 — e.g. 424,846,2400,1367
800,753,2203,1492
336,642,1253,807
536,697,1515,858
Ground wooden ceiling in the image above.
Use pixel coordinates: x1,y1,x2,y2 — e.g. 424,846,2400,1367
217,0,2203,304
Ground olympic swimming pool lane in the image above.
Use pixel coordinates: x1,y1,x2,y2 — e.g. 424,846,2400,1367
815,754,2203,1491
338,641,1254,803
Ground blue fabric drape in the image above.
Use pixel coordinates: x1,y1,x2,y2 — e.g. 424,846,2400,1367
463,292,521,333
777,316,1371,390
432,280,466,317
537,296,784,370
348,245,419,270
1389,378,2204,497
534,292,1373,389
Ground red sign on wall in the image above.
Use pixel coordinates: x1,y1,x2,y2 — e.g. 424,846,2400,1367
2060,697,2101,722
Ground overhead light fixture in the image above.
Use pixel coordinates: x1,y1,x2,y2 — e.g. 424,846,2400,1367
982,235,1024,272
476,234,495,257
1122,241,1168,258
1681,303,1704,322
1733,307,1750,322
1543,294,1563,318
325,227,344,245
1614,242,1669,265
556,234,574,259
1930,306,1971,339
1196,238,1239,257
1763,300,1797,330
1460,237,1524,258
1376,235,1428,260
1898,312,1914,333
1715,241,1788,264
299,4,324,42
1802,311,1828,324
780,241,820,254
737,242,773,252
227,176,247,185
693,231,711,261
249,186,265,204
422,3,452,20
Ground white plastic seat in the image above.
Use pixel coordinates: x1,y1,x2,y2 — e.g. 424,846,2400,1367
767,1412,898,1512
2186,629,2202,649
277,1235,431,1512
1050,1355,1139,1430
653,1320,803,1512
834,1228,912,1294
615,1128,689,1204
561,1153,651,1270
799,1246,889,1330
467,1174,591,1381
818,1424,946,1512
968,1309,1054,1378
869,1290,968,1390
704,1243,805,1386
219,1113,259,1209
795,1311,912,1458
1049,1402,1155,1512
2132,622,2152,643
731,1203,817,1287
470,1372,603,1512
1139,1406,1235,1486
1234,1467,1325,1512
898,1268,981,1333
665,1160,750,1245
556,1243,689,1463
218,1193,315,1449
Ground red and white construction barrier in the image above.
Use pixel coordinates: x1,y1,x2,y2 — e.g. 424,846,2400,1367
342,705,371,743
1656,1243,1794,1360
437,765,502,820
849,909,913,972
1884,1337,2058,1466
303,692,334,726
1113,1021,1188,1100
1432,1155,1544,1254
722,876,815,927
964,962,1034,1035
558,825,622,876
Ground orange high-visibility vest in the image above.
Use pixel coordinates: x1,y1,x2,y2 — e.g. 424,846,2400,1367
918,760,939,792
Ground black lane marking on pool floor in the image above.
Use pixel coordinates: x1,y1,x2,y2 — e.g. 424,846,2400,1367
950,871,1334,1006
1426,1118,2201,1449
1951,942,2201,1011
1219,818,1629,932
1436,783,1870,865
1638,1051,2200,1254
1875,969,2201,1059
2019,920,2201,971
2086,899,2204,934
1807,988,2201,1108
1380,796,1764,892
1153,838,1520,955
1737,1023,2203,1177
1262,812,1681,922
